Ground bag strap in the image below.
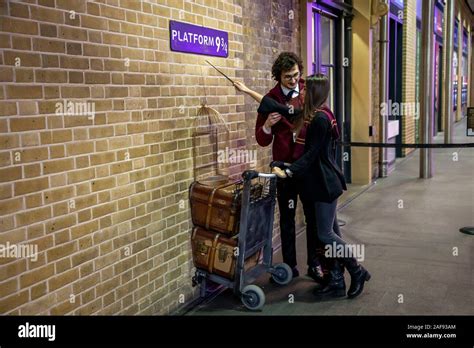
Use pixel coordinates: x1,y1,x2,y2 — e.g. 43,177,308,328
294,109,337,146
315,108,340,141
315,108,337,128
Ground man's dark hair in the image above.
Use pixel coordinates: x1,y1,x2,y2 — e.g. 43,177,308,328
271,52,304,82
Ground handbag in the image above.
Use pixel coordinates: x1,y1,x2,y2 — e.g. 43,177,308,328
315,108,347,202
319,156,345,202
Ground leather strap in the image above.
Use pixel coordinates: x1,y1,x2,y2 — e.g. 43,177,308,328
226,188,241,233
204,181,239,230
208,232,220,273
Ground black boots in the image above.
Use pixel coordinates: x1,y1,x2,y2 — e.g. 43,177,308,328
313,258,370,299
313,260,346,298
307,264,325,284
341,257,371,299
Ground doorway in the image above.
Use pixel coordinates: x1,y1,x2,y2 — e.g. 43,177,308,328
311,3,350,181
388,13,403,158
434,41,444,134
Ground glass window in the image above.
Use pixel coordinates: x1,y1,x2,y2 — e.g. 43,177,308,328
320,15,334,65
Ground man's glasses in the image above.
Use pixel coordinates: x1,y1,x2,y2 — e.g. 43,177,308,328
282,72,300,81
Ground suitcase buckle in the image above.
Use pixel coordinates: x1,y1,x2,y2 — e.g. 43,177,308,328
217,247,229,262
196,241,209,255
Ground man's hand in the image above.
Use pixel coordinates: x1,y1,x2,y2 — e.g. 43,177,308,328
233,81,251,93
264,112,282,128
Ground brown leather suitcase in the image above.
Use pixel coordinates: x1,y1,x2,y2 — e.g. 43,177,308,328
189,181,241,236
191,227,260,280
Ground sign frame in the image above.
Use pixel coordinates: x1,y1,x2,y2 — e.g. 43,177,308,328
169,20,229,58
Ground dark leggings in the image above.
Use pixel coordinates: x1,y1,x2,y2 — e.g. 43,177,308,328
312,199,346,249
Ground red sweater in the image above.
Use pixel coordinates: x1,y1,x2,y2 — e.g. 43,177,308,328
255,80,306,162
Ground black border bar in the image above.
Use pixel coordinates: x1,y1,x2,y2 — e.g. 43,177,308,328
0,315,472,345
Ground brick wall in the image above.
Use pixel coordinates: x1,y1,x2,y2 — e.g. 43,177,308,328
471,30,473,107
0,0,302,315
371,22,380,179
401,0,416,156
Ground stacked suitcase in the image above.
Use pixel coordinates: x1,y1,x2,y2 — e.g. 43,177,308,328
189,180,261,280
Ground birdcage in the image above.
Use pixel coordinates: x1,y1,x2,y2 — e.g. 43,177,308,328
191,102,230,186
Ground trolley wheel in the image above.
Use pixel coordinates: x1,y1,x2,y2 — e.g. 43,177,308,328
241,285,265,311
271,263,293,285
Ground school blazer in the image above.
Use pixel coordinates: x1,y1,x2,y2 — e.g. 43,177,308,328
288,111,347,203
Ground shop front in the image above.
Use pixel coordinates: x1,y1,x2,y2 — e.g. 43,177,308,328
303,0,353,182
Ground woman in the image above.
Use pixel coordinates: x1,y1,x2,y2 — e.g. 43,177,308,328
272,74,371,299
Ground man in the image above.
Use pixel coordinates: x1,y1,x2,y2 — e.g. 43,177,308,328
254,52,325,282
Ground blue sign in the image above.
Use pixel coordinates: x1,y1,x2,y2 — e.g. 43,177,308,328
169,20,228,58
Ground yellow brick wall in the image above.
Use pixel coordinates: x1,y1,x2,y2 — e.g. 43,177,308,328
0,0,301,315
0,0,204,315
471,28,473,107
371,22,380,179
401,0,416,156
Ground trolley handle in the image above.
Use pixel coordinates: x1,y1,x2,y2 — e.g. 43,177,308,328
242,170,276,180
269,161,291,169
242,161,292,180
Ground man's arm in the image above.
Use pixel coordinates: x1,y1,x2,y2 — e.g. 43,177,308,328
233,81,263,103
233,80,271,146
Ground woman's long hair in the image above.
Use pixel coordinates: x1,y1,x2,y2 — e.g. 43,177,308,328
294,74,330,135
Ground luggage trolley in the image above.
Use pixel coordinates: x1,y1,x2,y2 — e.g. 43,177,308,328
191,169,293,310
